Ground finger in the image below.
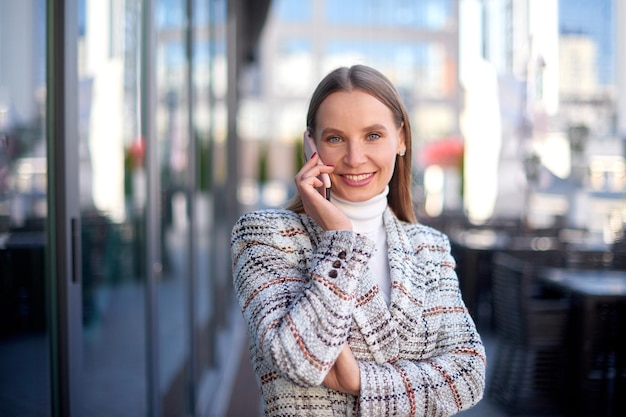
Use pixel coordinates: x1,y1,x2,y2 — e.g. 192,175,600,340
295,154,322,181
303,164,334,180
295,171,324,192
296,164,334,185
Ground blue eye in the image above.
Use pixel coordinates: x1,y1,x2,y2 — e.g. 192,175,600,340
367,133,381,141
327,136,342,143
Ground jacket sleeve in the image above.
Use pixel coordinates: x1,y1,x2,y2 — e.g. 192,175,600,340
357,233,486,417
231,210,375,387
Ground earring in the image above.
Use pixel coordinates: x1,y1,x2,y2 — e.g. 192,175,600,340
398,150,406,157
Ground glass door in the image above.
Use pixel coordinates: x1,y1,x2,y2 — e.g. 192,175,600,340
155,0,193,414
0,0,51,415
77,0,150,416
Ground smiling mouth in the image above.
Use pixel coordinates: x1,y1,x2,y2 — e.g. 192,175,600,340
342,173,374,182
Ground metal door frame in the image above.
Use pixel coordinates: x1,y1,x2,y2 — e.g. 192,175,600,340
46,0,82,415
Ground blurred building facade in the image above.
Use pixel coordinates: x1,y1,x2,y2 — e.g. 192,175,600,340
457,0,623,237
556,0,625,241
236,0,463,211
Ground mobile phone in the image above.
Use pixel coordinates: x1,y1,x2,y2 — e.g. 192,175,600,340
303,130,331,200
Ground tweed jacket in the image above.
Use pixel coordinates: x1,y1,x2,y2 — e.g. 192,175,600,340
231,207,486,417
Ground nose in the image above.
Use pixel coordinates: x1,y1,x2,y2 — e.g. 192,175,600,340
344,141,368,166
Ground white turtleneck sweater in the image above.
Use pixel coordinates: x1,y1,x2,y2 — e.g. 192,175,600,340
330,186,391,305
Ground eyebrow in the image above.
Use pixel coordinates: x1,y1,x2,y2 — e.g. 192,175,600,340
320,124,389,137
363,124,389,133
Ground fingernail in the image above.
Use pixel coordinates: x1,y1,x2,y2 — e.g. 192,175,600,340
311,152,317,158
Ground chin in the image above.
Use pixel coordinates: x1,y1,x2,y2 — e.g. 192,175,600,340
339,190,378,202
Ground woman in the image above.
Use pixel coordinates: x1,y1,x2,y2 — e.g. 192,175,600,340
231,65,486,416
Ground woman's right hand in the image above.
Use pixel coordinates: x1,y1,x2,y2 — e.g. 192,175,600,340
295,153,352,231
323,344,360,396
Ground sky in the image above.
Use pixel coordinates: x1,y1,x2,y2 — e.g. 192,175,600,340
559,0,614,85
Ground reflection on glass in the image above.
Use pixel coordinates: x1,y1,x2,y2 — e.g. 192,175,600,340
78,0,148,415
193,0,217,382
156,0,192,413
0,0,50,415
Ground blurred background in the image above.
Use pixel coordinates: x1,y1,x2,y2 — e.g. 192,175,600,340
0,0,624,416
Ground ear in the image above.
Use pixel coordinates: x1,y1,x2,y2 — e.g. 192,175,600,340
397,123,406,153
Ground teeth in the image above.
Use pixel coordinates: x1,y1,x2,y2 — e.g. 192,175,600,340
344,173,371,182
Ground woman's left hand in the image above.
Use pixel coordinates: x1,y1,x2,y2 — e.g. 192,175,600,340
323,344,360,396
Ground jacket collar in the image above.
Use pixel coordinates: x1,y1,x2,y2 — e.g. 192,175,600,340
352,208,428,363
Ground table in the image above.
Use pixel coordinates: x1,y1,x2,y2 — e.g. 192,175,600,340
538,268,626,417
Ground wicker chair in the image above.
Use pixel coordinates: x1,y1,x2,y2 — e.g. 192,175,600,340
488,252,569,415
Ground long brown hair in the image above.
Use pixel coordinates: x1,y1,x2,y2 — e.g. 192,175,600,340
286,65,416,223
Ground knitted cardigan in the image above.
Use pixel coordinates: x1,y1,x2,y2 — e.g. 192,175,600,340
231,207,486,417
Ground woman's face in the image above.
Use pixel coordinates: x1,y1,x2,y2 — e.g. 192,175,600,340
314,90,405,202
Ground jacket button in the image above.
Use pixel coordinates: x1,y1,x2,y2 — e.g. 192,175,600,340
328,270,338,278
332,260,342,268
338,251,347,259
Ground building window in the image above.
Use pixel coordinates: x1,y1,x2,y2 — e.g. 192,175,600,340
325,0,453,29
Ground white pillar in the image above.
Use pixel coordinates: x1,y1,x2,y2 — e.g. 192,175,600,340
528,0,559,116
616,0,626,143
459,0,502,224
